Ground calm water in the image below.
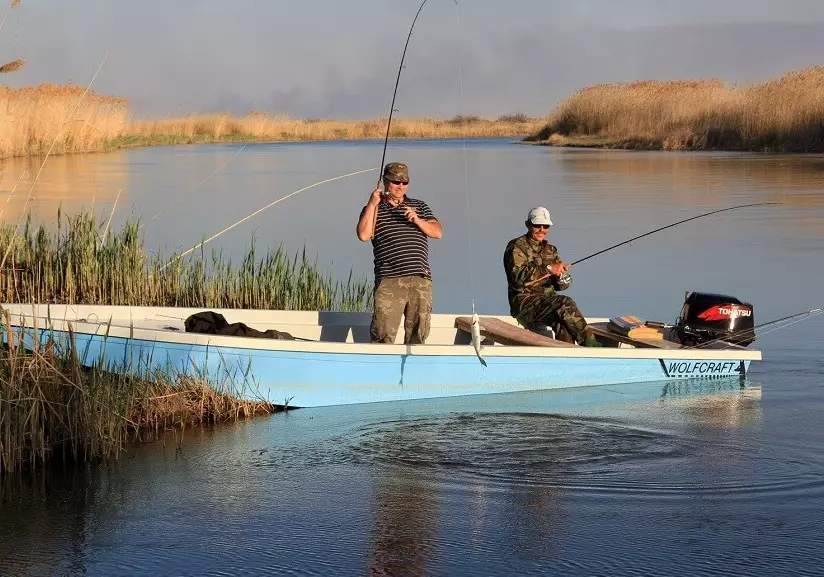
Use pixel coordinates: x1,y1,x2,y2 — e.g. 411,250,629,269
2,140,824,576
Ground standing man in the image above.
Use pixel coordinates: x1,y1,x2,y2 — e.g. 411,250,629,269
503,206,600,347
357,162,443,344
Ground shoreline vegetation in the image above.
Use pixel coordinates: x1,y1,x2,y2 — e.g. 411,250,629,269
524,65,824,152
4,64,824,159
0,83,542,159
0,210,372,475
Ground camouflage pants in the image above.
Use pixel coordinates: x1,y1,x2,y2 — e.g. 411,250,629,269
370,276,433,344
514,293,591,345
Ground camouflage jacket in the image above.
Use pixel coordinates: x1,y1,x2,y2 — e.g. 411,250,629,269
503,234,562,313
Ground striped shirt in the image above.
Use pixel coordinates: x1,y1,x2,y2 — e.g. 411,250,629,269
362,196,436,283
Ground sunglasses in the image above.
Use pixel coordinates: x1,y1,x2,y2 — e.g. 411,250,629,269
387,180,408,185
530,223,550,230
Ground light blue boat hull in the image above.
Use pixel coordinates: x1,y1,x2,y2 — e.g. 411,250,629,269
8,326,752,408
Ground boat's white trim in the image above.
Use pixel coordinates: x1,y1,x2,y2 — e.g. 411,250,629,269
2,303,761,361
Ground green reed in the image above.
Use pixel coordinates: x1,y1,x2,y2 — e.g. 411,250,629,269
0,210,372,476
0,210,373,311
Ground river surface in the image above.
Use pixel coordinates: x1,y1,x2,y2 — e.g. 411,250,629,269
1,140,824,576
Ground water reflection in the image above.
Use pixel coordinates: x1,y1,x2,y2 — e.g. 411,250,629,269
2,140,823,575
367,466,436,576
0,151,127,222
363,419,568,575
663,384,763,430
0,381,789,577
4,142,822,318
553,151,824,207
0,469,99,577
356,382,763,574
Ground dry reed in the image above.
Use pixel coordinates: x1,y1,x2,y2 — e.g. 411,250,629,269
0,315,277,475
0,84,129,158
0,209,372,476
0,58,25,73
122,112,544,148
0,82,540,159
527,65,824,152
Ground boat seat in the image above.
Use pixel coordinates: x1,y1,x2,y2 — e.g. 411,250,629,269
454,316,574,347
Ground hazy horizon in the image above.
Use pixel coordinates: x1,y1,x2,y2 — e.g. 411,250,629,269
3,1,824,119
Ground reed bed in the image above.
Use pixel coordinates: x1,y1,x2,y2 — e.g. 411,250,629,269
0,209,372,475
0,210,372,311
119,112,543,147
0,83,129,158
0,316,276,475
526,65,824,152
0,82,540,159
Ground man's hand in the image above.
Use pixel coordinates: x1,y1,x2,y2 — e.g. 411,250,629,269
402,205,419,224
367,186,383,207
547,262,569,276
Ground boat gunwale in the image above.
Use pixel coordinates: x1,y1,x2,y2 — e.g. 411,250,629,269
3,312,762,361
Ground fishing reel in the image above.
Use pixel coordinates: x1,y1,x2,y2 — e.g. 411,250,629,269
550,272,572,291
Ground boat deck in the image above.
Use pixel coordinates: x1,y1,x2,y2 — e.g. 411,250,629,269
1,303,756,355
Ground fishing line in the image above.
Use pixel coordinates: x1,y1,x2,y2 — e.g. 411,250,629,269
452,0,475,313
160,168,375,271
143,142,250,227
0,7,11,36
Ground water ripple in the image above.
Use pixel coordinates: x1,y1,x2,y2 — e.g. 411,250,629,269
253,412,824,500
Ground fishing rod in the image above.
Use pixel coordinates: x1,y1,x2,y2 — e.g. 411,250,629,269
162,3,435,269
525,202,781,288
378,0,429,178
571,202,781,266
369,0,431,238
160,168,374,271
691,305,824,349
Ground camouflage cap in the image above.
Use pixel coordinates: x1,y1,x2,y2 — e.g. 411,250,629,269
383,162,410,183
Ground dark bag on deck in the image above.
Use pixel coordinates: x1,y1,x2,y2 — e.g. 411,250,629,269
184,311,295,340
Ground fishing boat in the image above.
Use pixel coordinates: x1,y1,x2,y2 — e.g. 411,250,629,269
1,296,761,408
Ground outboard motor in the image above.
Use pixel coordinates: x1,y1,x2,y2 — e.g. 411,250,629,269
675,291,755,346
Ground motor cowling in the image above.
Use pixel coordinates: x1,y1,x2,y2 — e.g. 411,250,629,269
675,291,755,346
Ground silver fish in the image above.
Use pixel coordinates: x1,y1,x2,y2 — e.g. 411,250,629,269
471,312,487,367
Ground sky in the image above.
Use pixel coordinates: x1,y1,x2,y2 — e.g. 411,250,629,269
3,0,824,119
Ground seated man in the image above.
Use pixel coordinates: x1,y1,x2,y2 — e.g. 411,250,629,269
502,206,600,346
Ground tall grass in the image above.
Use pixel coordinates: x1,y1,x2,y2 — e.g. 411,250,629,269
526,65,824,152
0,82,541,159
0,313,277,475
0,84,129,157
0,210,372,311
0,209,372,476
119,112,543,148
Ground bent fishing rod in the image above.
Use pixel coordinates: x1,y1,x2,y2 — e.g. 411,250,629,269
571,202,781,266
370,0,431,238
378,0,430,177
526,202,781,287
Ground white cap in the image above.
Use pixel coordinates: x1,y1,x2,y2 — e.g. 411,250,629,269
527,206,553,226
